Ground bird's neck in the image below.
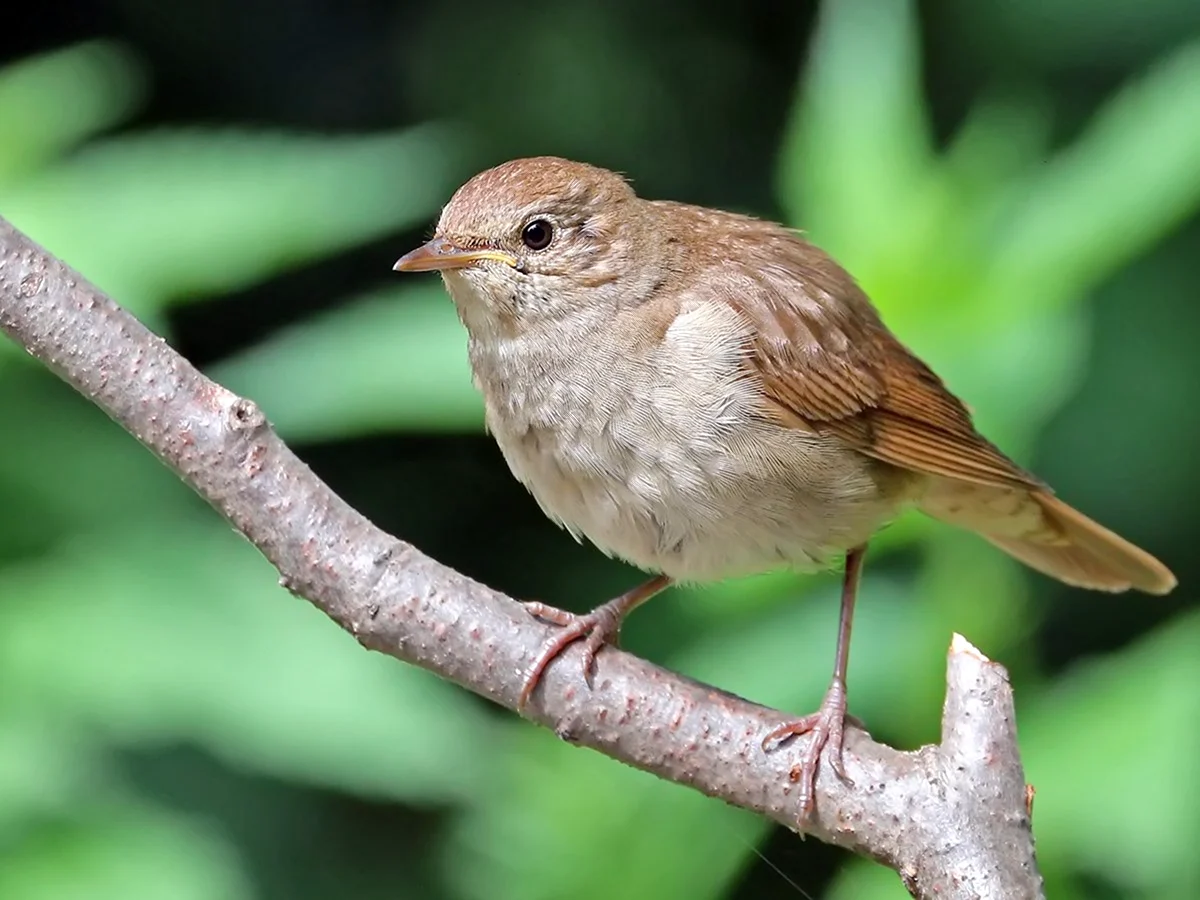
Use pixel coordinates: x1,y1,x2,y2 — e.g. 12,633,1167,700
466,303,609,389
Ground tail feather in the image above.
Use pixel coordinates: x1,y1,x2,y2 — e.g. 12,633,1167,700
920,480,1176,596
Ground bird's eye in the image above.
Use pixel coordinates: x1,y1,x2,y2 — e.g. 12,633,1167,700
521,219,554,251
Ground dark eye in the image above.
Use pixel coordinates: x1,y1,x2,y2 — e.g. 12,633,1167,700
521,219,554,251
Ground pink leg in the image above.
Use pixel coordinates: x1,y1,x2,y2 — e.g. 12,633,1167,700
518,574,672,709
761,545,867,823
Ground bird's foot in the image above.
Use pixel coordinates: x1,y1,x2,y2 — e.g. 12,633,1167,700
516,575,671,709
517,599,627,709
761,678,856,825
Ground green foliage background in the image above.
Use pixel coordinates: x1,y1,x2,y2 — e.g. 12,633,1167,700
1,1,1198,897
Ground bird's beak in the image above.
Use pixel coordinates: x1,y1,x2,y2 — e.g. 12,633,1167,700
393,237,518,273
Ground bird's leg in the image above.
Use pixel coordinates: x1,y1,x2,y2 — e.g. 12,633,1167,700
518,574,673,708
761,545,867,824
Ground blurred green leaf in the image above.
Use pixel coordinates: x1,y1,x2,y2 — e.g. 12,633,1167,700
777,0,932,262
0,515,493,804
0,371,194,550
450,729,767,900
0,122,465,325
0,712,109,838
1020,610,1200,896
0,42,144,187
825,857,915,900
212,284,484,439
985,38,1200,309
963,0,1200,71
942,93,1054,199
917,528,1040,671
0,804,251,900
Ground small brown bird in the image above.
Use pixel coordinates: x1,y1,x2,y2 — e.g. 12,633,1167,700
394,157,1176,820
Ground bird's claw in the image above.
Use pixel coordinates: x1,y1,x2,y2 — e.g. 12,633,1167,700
761,679,854,824
517,601,624,709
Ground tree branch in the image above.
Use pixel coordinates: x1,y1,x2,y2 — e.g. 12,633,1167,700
0,217,1044,900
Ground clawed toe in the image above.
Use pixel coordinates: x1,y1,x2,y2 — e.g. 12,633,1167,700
522,600,576,627
514,576,672,711
762,681,853,824
516,605,624,709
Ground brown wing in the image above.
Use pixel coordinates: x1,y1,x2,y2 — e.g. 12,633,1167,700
711,240,1044,491
657,206,1174,594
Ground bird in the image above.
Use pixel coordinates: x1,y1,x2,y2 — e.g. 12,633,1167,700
393,156,1176,821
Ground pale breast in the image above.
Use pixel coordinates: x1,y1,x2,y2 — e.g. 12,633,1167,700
468,299,909,581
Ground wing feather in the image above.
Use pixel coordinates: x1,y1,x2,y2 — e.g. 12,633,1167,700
688,229,1043,491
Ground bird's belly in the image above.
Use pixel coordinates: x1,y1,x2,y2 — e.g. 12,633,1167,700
470,303,913,583
488,411,907,582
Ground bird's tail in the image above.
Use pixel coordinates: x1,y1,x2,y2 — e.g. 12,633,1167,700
919,478,1176,595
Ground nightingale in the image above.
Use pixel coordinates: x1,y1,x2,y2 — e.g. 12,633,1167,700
394,156,1176,820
